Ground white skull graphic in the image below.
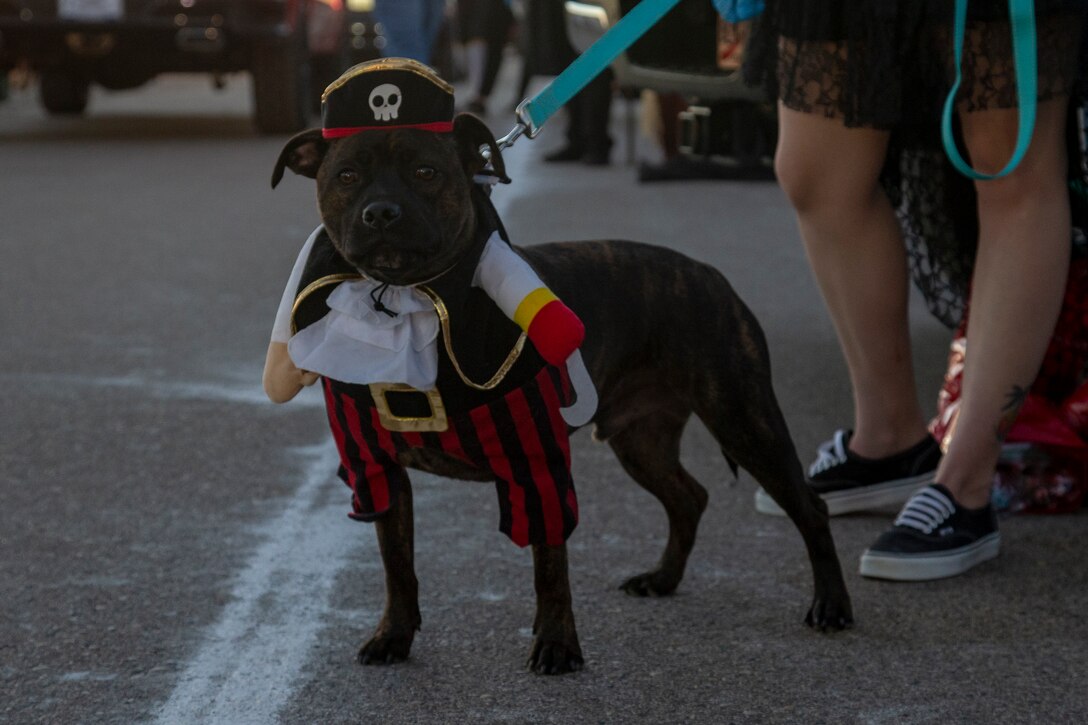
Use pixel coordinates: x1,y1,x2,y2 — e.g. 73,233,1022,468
369,83,402,122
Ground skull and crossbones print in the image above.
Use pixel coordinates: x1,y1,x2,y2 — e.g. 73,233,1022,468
369,84,402,122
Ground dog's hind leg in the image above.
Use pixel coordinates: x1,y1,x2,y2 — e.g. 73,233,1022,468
358,479,422,665
607,410,709,597
697,389,853,631
528,543,584,674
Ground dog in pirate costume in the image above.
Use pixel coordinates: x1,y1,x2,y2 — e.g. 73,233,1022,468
265,59,853,674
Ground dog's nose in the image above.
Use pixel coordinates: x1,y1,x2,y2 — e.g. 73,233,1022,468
362,201,402,230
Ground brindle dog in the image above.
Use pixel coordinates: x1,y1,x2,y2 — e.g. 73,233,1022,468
270,113,853,674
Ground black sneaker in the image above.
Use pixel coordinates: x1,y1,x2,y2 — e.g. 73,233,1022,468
859,484,1000,580
754,429,941,516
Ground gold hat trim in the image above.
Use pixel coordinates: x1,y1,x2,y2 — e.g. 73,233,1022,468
322,58,454,103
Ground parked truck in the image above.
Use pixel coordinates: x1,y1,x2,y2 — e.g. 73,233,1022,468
0,0,349,133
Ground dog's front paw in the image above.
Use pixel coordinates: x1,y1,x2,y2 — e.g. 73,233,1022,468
805,593,854,632
527,637,584,675
357,632,414,665
619,569,680,597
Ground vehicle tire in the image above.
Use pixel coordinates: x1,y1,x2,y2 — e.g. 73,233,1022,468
251,34,310,134
39,70,90,115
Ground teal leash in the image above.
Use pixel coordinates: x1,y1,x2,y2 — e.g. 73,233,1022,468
941,0,1038,179
500,0,1040,178
496,0,683,150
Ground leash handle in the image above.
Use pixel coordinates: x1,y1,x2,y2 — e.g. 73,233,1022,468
941,0,1038,179
497,0,683,150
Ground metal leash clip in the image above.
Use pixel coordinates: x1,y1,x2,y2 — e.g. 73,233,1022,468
494,99,541,153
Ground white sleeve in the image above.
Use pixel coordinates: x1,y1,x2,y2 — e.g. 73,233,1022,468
270,225,324,343
471,232,548,319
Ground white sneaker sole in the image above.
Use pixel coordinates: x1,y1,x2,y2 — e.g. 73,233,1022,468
858,532,1001,581
753,472,936,517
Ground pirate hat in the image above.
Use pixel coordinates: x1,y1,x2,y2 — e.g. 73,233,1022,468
321,58,455,139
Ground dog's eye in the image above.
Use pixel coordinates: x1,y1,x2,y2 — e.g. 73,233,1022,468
338,169,359,185
414,166,437,181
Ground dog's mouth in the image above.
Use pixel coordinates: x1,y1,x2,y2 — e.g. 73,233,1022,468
354,249,438,285
368,250,415,271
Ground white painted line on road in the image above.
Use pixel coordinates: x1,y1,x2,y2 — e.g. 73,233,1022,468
4,372,325,407
6,372,326,407
154,441,367,725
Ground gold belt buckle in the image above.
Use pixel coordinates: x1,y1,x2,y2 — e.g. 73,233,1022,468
369,383,448,432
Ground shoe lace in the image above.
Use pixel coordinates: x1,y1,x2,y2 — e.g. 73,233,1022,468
809,430,849,477
894,487,956,534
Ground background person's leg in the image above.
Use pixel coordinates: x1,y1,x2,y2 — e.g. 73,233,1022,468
579,69,613,165
939,98,1072,509
775,106,929,459
477,0,514,103
374,0,431,62
422,0,446,55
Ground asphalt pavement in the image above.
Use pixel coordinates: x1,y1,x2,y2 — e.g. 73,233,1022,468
1,66,1086,725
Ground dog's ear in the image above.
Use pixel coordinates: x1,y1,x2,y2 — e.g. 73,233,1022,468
271,129,329,188
452,112,510,184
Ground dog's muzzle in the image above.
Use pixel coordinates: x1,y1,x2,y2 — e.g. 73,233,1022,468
362,201,402,230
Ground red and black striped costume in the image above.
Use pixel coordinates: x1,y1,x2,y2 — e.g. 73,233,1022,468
322,366,578,547
293,198,580,548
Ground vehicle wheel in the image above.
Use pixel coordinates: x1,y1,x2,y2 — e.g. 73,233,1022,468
39,71,90,115
251,35,310,134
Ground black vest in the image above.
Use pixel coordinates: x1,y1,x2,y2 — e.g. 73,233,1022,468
291,187,547,415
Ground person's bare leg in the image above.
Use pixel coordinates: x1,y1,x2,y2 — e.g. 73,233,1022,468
776,105,929,458
464,39,487,104
939,98,1072,508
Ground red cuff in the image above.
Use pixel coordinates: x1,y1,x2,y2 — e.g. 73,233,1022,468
527,300,585,366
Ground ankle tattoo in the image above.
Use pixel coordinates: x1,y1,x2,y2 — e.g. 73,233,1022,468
995,384,1028,443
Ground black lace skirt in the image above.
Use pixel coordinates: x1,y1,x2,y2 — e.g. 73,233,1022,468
746,0,1084,128
745,0,1087,328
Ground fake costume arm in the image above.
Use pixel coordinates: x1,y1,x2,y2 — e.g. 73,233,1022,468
264,342,320,403
263,225,323,403
474,235,584,366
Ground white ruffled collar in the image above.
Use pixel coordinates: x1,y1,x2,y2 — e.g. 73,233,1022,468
326,279,435,326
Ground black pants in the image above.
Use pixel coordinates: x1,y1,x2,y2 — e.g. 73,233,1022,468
458,0,514,98
565,68,613,154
